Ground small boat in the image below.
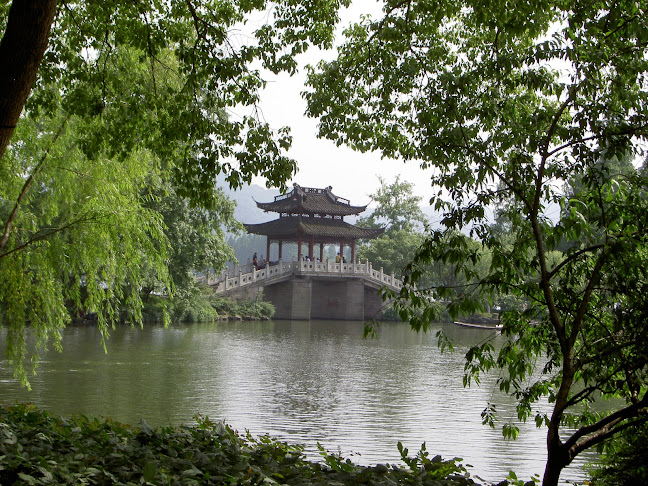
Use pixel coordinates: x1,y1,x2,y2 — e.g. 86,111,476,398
453,321,503,330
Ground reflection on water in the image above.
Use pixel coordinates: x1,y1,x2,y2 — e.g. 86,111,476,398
0,320,592,484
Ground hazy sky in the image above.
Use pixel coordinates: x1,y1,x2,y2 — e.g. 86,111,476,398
248,1,435,208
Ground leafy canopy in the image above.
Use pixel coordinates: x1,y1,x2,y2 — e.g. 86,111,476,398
20,0,349,203
0,1,349,385
305,1,648,485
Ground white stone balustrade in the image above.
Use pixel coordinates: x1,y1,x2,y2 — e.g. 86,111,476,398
208,259,402,295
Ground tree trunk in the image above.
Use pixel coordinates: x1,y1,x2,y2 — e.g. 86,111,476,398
543,450,569,486
0,0,58,161
543,430,570,486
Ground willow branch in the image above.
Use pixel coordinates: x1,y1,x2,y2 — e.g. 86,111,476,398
0,117,68,255
0,212,101,259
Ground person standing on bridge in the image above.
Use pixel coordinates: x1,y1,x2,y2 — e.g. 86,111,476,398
253,252,258,270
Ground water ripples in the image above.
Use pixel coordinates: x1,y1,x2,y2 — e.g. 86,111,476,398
0,320,593,485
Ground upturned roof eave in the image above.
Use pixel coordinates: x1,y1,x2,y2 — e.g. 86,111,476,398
255,200,368,216
244,218,384,241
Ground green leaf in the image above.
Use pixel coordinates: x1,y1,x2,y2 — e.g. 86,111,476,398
17,473,37,485
143,462,157,482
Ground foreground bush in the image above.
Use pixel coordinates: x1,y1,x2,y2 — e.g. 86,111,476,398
0,404,478,485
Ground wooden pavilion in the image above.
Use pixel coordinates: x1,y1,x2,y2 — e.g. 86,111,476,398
244,184,384,263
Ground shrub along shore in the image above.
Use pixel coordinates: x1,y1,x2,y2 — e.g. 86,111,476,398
0,404,486,486
138,290,276,325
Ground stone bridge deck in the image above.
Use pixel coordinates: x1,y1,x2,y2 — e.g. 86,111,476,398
208,259,402,296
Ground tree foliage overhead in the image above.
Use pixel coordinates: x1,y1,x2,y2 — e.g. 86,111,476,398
1,0,349,203
305,2,648,485
0,0,348,385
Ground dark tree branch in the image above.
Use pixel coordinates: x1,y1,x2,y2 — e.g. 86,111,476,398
0,0,58,161
547,243,605,280
568,249,609,347
565,393,648,457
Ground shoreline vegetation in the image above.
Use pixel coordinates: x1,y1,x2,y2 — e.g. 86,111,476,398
143,288,276,324
69,285,278,326
0,403,480,486
69,279,505,327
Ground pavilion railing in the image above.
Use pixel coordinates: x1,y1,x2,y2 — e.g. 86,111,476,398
204,259,403,294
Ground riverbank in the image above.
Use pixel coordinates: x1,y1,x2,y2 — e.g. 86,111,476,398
1,404,479,485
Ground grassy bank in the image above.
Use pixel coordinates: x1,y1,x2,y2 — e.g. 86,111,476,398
0,404,480,485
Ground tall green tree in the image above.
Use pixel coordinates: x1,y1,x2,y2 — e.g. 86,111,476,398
0,1,347,384
138,176,242,323
358,228,424,278
357,176,427,276
305,2,648,485
358,176,427,232
144,179,240,294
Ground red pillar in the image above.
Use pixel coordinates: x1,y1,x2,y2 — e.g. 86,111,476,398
319,243,324,262
340,241,344,262
266,237,271,262
278,240,283,260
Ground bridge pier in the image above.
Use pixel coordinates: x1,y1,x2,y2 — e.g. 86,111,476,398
265,277,372,321
264,277,312,320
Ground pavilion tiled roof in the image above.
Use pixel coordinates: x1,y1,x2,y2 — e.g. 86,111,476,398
244,216,384,240
256,184,367,216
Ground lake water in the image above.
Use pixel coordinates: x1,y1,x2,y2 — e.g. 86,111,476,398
0,320,593,484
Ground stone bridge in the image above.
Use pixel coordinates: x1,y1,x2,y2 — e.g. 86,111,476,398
204,260,403,321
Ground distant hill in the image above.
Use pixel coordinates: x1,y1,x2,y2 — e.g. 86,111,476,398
222,182,280,225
